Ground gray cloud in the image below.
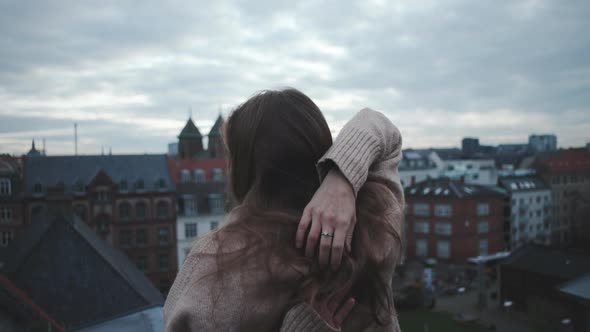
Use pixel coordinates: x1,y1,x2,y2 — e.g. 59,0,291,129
0,0,589,155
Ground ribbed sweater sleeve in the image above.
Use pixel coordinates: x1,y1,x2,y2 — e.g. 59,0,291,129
280,303,339,332
317,108,403,196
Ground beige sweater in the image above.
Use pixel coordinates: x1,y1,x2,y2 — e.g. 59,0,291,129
164,108,404,332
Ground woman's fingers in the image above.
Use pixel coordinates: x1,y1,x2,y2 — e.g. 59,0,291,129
318,228,334,268
305,217,322,258
333,298,355,328
296,207,312,249
330,229,346,271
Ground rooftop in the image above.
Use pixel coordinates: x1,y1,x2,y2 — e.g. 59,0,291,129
502,244,590,281
558,273,590,304
404,177,506,199
498,176,549,192
178,118,203,139
24,154,173,195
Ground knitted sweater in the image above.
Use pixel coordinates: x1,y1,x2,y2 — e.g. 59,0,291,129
164,108,404,332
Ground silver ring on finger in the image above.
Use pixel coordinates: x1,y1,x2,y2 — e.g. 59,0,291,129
320,231,334,238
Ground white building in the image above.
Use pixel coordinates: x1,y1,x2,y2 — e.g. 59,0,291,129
177,201,226,265
442,159,498,186
499,176,552,249
399,151,442,187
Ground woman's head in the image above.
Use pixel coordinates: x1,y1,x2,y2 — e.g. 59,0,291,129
224,88,332,211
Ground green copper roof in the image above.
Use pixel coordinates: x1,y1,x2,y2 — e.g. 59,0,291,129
178,118,202,139
208,115,224,137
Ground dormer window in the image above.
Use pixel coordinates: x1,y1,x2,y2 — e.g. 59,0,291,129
73,180,85,194
33,183,43,195
119,180,128,192
135,179,145,191
156,178,167,190
212,168,223,182
194,169,205,183
180,169,190,183
0,178,11,195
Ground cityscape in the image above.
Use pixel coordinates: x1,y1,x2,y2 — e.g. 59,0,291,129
1,118,589,331
1,1,590,331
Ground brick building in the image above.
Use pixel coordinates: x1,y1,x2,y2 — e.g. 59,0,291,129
0,155,24,248
23,154,177,295
404,178,507,263
169,115,228,267
533,148,590,245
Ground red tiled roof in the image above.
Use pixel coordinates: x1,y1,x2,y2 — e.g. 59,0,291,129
167,157,227,184
0,275,64,332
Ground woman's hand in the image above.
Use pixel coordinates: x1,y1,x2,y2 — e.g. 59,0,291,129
311,284,356,329
296,167,356,270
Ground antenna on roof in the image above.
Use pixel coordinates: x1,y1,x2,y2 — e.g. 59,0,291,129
42,138,46,156
101,145,104,156
189,107,193,119
74,123,78,156
109,147,112,155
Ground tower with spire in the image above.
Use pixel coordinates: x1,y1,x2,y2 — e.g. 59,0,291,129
207,114,225,158
27,139,43,157
177,118,204,159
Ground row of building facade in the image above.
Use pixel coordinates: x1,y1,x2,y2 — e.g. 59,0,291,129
0,115,228,296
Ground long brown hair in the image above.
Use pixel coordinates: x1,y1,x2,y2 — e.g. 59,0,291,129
213,88,401,326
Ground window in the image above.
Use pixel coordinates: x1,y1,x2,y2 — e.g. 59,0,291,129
0,179,10,195
137,256,148,272
208,194,224,214
31,205,43,218
119,180,128,192
136,202,147,219
185,223,198,238
479,239,488,255
135,179,145,191
74,204,86,221
416,239,428,257
180,169,190,183
435,223,452,235
73,180,85,194
119,230,132,246
536,196,541,203
159,254,169,271
212,168,223,181
436,240,450,259
511,199,516,206
476,203,489,216
210,221,219,230
434,204,452,217
157,202,169,219
136,228,147,245
414,203,429,216
414,221,429,234
34,183,43,195
477,220,489,234
97,191,110,202
183,195,196,216
158,227,169,245
119,202,131,221
194,169,206,183
0,231,13,247
156,178,167,190
0,208,12,222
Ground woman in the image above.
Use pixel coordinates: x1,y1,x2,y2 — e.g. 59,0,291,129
164,88,404,331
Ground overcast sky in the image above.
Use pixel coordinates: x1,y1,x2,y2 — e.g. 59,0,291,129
0,0,588,156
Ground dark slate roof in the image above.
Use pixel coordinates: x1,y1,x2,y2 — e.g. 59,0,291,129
498,176,549,193
502,244,590,281
0,275,64,331
208,114,224,137
178,118,203,139
404,177,507,199
74,305,163,332
24,154,173,195
558,273,590,303
0,214,163,328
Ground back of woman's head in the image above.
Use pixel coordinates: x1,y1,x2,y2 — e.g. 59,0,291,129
224,88,332,211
